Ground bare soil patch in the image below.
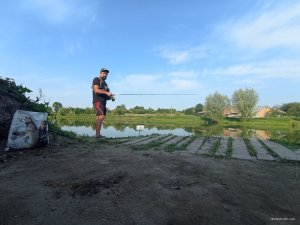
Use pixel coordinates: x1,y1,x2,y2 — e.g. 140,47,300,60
0,136,299,225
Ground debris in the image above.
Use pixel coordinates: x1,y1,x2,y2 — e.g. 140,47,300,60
70,171,127,197
159,179,184,190
158,179,198,191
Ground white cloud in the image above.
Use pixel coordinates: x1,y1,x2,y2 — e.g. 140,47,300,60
226,1,300,52
202,1,300,84
170,79,201,90
23,0,96,24
111,74,162,93
204,59,300,79
168,70,199,79
156,45,209,64
124,74,160,86
159,49,188,64
111,71,203,94
233,79,260,86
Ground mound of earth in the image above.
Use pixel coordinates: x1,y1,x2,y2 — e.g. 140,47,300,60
0,89,23,139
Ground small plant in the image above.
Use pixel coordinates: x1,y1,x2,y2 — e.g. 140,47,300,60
257,139,279,158
225,137,233,159
270,136,300,150
131,140,164,151
164,136,192,152
181,136,197,150
48,122,77,139
0,77,51,113
244,138,257,157
164,143,179,152
210,137,221,155
199,136,209,149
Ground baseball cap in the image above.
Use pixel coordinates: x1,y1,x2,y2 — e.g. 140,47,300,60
100,68,109,73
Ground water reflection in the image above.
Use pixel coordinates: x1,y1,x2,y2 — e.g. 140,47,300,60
54,119,298,140
61,125,192,138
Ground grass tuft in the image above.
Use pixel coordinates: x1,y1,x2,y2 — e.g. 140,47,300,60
243,138,257,157
257,139,279,158
225,137,233,159
210,137,221,155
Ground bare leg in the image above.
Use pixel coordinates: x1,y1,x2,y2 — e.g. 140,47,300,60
95,115,105,137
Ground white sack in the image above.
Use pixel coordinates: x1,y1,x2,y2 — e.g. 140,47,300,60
8,110,49,150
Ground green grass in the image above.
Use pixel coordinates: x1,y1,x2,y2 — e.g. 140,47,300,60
270,137,300,150
181,136,198,149
164,136,192,152
225,137,233,159
130,135,170,151
210,137,221,155
257,139,279,158
54,114,205,126
199,136,209,148
243,138,257,157
130,140,164,151
257,139,300,164
53,114,300,130
48,122,78,139
164,143,179,152
223,117,300,129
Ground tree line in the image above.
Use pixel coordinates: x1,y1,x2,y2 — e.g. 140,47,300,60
52,102,201,116
52,87,299,123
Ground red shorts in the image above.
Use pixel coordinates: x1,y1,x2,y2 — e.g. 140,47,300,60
94,101,106,116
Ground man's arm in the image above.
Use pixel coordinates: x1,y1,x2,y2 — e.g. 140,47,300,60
93,85,113,97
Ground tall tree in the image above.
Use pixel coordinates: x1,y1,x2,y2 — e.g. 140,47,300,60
183,103,203,115
114,104,127,115
280,102,300,117
205,92,230,123
184,107,195,115
194,103,204,113
52,102,63,113
131,106,146,114
232,88,259,120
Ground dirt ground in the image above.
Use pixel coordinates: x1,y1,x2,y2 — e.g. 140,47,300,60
0,136,299,225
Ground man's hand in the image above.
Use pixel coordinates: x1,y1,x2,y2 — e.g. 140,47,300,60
111,94,116,101
107,93,115,101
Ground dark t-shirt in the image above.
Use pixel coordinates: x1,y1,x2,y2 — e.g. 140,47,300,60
92,77,110,103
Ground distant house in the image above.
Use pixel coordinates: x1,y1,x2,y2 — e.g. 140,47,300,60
252,106,272,118
223,107,240,118
197,111,206,115
223,106,273,118
270,108,287,117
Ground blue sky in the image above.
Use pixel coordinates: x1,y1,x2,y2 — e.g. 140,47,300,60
1,0,299,110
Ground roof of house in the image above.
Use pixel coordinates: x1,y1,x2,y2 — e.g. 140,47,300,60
224,107,239,114
252,106,271,113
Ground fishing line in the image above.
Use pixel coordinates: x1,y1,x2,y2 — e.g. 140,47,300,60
116,94,201,96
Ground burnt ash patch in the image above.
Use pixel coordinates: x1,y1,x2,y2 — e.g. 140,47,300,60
70,171,128,197
158,178,198,191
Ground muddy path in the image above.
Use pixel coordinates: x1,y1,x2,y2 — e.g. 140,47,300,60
0,137,299,225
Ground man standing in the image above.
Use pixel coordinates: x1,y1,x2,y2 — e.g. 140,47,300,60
92,68,114,138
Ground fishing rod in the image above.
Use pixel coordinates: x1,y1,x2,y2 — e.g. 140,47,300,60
110,93,201,101
115,93,201,96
